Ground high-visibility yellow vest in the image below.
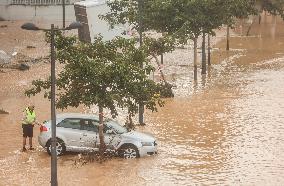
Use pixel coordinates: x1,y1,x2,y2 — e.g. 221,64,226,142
23,107,36,125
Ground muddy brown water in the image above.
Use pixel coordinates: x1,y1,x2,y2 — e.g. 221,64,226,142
1,14,284,185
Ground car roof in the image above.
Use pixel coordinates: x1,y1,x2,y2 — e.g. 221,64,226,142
56,113,100,120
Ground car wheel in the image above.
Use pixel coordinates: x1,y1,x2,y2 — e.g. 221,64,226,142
118,144,140,159
46,138,66,156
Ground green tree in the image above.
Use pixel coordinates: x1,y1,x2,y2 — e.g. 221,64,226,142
148,0,256,75
258,0,284,17
102,0,257,78
152,0,230,80
222,0,256,50
255,0,284,24
143,35,175,79
26,33,164,153
102,0,176,124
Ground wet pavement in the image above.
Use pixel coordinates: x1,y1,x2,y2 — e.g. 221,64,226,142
1,14,284,185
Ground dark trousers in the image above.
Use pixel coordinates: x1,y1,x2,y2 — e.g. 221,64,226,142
22,124,33,138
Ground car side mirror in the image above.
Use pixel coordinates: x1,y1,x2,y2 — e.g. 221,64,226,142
106,129,115,134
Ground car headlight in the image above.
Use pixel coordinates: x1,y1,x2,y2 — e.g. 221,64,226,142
141,142,153,146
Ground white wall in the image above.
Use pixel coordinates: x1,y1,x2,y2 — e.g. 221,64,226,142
0,0,9,5
82,1,129,41
0,4,76,22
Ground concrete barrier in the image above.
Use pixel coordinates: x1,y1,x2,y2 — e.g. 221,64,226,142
0,4,76,22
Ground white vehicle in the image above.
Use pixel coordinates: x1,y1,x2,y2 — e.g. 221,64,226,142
38,113,157,158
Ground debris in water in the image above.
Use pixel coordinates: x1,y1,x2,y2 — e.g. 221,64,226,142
0,108,9,114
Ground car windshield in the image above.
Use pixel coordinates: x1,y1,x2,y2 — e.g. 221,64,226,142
106,120,128,134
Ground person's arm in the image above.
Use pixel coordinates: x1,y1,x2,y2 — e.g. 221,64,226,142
33,112,41,126
34,121,41,126
22,109,26,123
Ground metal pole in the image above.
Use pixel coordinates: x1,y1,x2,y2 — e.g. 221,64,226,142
62,0,65,28
50,24,58,186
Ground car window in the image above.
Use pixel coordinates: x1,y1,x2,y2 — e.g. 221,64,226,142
106,120,127,134
91,120,111,133
103,124,111,133
81,120,98,132
57,118,81,130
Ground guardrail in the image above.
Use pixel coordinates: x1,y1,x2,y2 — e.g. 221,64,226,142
9,0,82,5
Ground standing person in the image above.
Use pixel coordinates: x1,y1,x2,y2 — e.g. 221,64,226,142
22,105,37,152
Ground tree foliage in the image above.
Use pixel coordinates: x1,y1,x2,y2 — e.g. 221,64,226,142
26,33,164,117
226,0,257,21
257,0,284,18
102,0,259,80
101,0,159,32
25,32,165,152
143,35,175,56
103,0,257,39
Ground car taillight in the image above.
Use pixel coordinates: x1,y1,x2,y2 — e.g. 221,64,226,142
40,125,48,132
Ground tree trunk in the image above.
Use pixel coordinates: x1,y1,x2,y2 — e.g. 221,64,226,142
98,106,106,154
208,34,211,66
138,0,143,47
246,19,254,36
161,53,163,65
138,0,144,125
127,113,134,130
129,113,133,126
152,54,166,83
240,18,244,36
193,37,198,81
226,25,230,51
201,32,206,75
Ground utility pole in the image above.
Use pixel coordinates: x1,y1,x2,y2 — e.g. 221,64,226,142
50,24,58,186
21,21,82,186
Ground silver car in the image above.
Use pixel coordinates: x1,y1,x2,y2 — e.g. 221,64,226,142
38,113,158,158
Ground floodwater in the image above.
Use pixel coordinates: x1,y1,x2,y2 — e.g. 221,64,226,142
1,14,284,185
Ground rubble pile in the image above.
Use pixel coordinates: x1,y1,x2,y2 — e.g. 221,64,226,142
0,51,49,71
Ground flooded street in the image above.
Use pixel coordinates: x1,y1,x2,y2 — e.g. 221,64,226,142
1,14,284,185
